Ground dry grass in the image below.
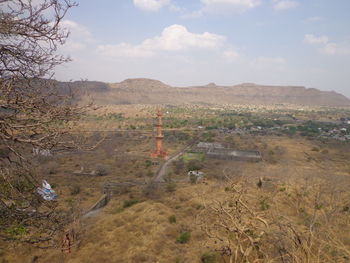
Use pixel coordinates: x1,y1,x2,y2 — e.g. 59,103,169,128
1,116,350,263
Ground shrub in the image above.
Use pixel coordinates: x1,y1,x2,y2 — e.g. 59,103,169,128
95,164,110,176
12,179,34,193
144,159,152,168
257,179,263,188
173,159,185,174
174,258,184,263
142,181,158,198
5,225,27,237
279,187,286,192
176,231,190,244
46,161,59,174
169,215,177,223
260,199,270,211
201,252,217,263
164,173,173,183
146,169,154,177
136,171,144,177
187,160,203,172
111,207,124,214
123,199,139,208
166,182,177,193
189,174,197,184
195,204,203,210
70,185,81,195
315,204,323,210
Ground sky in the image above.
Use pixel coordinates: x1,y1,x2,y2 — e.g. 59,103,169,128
55,0,350,98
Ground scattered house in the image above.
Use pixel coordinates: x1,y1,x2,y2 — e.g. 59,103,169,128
196,142,224,149
188,171,205,181
73,166,97,176
192,142,262,162
193,142,225,153
33,147,52,157
207,148,262,161
331,134,346,141
340,117,350,124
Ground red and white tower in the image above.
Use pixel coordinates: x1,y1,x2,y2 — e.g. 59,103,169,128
151,109,167,159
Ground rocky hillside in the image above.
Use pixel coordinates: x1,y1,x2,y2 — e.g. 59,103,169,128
56,78,350,106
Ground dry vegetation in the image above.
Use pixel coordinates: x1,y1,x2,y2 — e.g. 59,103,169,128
1,105,350,262
2,1,349,262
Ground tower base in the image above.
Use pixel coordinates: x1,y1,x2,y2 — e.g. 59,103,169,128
151,151,168,160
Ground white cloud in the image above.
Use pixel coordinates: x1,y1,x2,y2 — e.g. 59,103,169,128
223,49,239,61
60,20,94,52
304,34,328,45
321,43,350,56
169,3,184,12
304,34,350,56
61,20,92,39
98,24,226,57
201,0,261,14
273,0,299,11
133,0,170,12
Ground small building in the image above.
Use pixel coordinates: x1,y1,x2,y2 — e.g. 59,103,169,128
192,141,262,161
32,147,52,157
196,142,224,149
207,148,262,161
188,171,205,181
193,142,224,153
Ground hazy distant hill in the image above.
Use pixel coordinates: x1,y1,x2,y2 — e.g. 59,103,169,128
55,78,350,106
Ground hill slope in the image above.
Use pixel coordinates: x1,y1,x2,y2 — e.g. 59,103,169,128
56,78,350,106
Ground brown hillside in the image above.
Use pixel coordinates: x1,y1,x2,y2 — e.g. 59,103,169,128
56,78,350,106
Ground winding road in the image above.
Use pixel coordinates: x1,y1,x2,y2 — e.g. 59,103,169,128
154,145,191,182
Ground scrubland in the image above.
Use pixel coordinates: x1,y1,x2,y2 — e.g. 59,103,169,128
1,105,350,263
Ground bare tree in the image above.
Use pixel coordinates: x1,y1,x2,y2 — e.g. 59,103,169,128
198,180,269,263
0,0,81,242
198,177,350,263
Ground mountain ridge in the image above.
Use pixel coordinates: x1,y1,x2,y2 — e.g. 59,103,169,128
55,78,350,106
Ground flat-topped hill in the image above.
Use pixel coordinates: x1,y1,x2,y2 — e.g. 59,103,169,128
55,78,350,106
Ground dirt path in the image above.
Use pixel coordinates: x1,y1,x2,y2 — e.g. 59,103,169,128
154,145,191,182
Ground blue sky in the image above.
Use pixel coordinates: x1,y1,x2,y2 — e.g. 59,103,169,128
55,0,350,98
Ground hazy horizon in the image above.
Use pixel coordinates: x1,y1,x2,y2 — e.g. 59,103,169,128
55,0,350,98
56,77,350,99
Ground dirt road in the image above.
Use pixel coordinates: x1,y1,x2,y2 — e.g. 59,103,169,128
154,146,190,182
